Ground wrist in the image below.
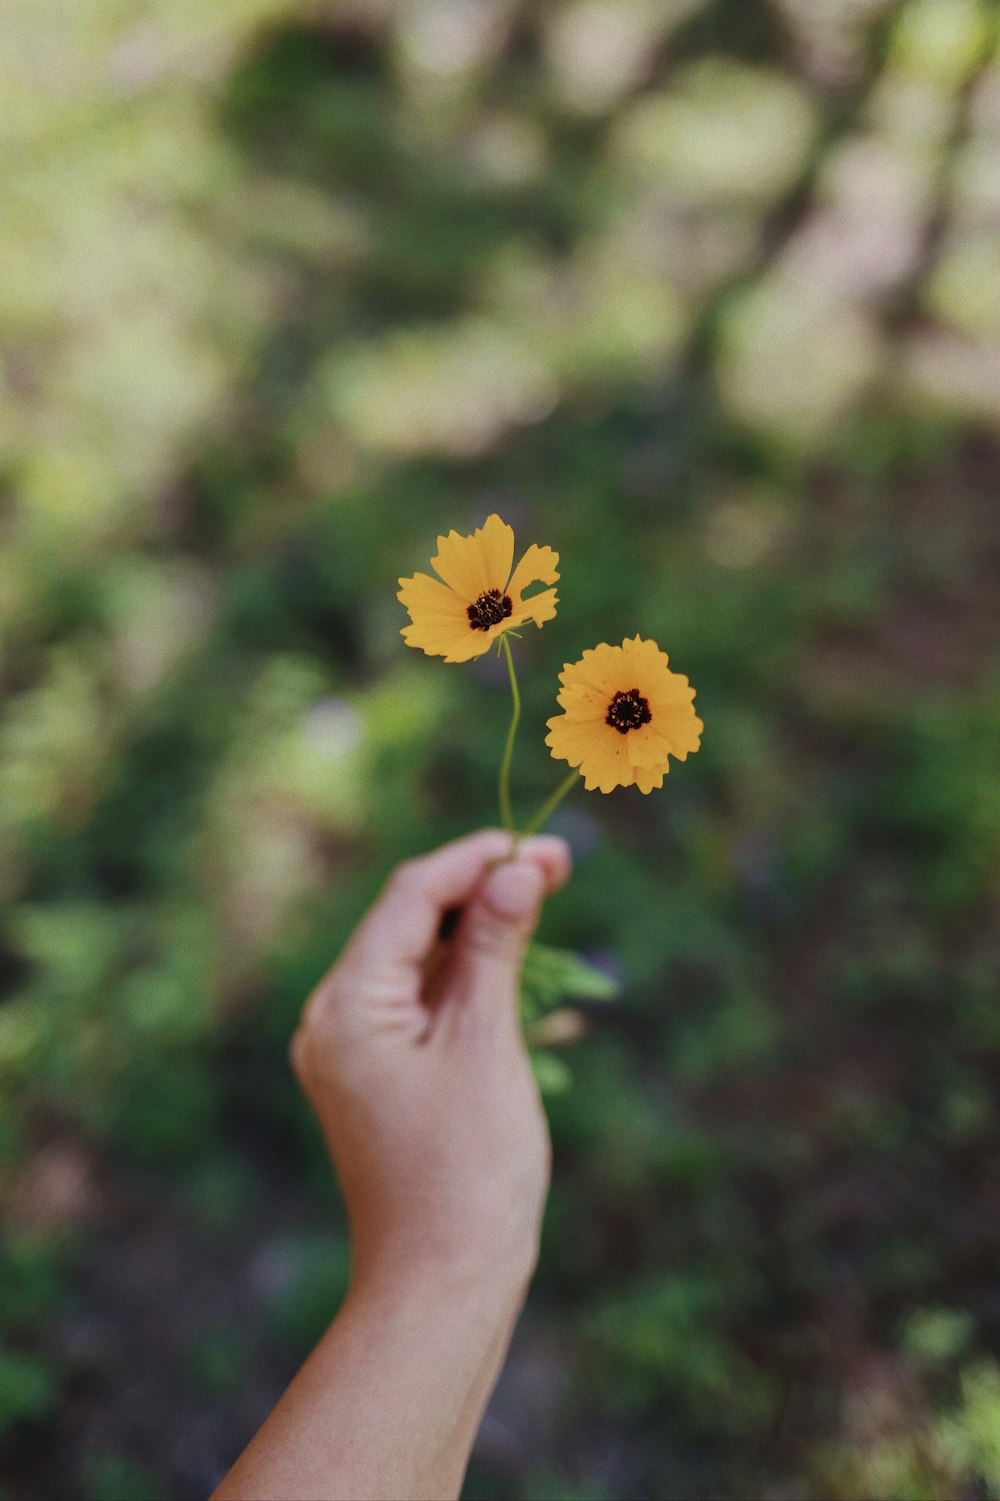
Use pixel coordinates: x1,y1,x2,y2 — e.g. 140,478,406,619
349,1227,538,1328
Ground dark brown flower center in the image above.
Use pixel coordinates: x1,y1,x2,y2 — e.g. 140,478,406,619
467,588,513,631
606,687,652,734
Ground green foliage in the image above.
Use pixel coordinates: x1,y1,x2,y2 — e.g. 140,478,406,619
530,1051,573,1097
0,1237,69,1339
0,1345,59,1436
264,1233,352,1355
902,1307,976,1366
79,1450,167,1501
521,943,622,1021
938,1362,1000,1494
582,1273,778,1435
181,1153,263,1238
522,1474,612,1501
188,1327,250,1399
522,940,621,1092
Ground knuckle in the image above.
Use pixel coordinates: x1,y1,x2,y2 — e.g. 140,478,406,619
288,1029,310,1080
466,910,517,962
301,972,364,1052
387,857,421,895
305,970,346,1023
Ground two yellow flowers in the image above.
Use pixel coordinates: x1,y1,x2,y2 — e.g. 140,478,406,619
397,514,702,795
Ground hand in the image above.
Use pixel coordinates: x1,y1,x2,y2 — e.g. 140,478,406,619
291,828,573,1301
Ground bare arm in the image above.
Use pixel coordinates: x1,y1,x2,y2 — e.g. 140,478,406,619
212,829,572,1501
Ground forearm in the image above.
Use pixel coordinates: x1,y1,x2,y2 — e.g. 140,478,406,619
211,1260,527,1501
216,832,566,1500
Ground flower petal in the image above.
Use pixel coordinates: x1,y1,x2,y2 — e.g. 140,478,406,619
555,682,612,719
398,570,478,660
430,514,514,601
509,586,558,631
437,630,495,663
558,642,624,697
626,724,673,768
651,702,704,758
634,763,667,794
579,732,630,793
621,634,671,676
508,543,559,600
544,714,592,769
546,710,634,793
398,569,468,617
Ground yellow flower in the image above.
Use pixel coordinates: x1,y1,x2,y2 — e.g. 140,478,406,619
397,513,559,662
545,635,702,793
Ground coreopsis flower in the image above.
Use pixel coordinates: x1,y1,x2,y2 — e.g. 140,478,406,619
545,635,702,793
397,514,559,663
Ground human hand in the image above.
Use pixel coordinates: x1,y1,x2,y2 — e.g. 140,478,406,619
291,829,572,1303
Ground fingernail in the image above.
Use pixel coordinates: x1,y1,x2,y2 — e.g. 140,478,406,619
482,858,544,922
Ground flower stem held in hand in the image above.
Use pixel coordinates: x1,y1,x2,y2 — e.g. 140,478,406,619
498,632,580,850
519,768,580,841
498,633,521,833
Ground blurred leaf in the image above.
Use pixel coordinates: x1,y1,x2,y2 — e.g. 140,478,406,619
0,1344,59,1435
521,941,622,1020
79,1449,166,1501
264,1233,351,1355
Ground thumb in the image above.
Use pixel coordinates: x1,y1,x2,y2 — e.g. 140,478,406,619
454,855,546,1012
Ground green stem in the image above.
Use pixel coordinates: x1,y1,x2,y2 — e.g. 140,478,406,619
497,633,521,833
515,768,581,846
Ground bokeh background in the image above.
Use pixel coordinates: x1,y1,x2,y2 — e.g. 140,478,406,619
2,0,1000,1496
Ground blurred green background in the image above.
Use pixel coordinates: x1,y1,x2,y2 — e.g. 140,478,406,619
2,0,1000,1496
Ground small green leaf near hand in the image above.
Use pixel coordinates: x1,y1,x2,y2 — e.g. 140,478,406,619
520,942,621,1025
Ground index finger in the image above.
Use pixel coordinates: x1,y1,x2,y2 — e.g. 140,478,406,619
337,829,571,989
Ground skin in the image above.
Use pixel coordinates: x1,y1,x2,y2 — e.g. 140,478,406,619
212,827,573,1501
